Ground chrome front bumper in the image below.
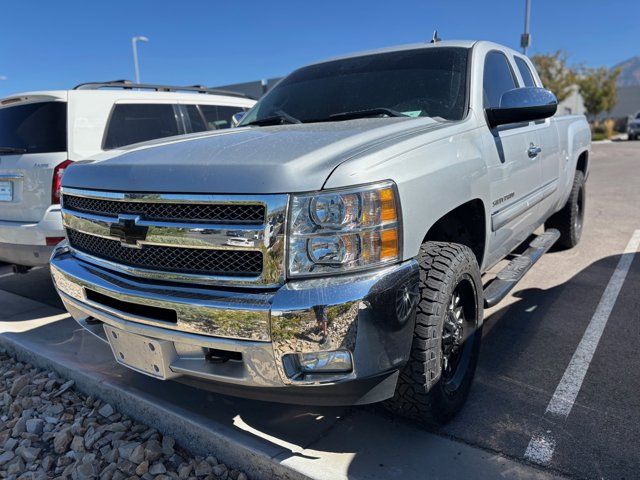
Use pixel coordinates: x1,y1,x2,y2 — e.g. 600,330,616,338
50,245,419,405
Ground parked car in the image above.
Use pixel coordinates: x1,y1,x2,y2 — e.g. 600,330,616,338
50,41,590,424
627,111,640,140
0,81,255,269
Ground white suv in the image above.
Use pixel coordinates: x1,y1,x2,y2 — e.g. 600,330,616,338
0,81,255,268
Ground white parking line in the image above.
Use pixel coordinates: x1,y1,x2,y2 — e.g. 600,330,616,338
524,432,556,465
524,229,640,465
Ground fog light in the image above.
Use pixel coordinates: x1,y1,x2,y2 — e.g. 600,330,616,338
283,350,353,379
298,350,352,372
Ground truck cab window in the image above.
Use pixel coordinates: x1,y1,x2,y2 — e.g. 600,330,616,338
514,57,536,87
240,47,469,124
483,51,517,108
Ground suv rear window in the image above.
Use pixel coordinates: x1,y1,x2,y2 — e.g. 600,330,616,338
0,101,67,153
103,104,180,150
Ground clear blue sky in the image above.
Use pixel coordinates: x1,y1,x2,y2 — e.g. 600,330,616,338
1,0,637,97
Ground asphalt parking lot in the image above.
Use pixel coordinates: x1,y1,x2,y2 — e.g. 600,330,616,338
1,141,638,479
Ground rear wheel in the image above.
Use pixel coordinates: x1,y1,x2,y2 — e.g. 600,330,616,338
546,170,585,249
386,241,483,426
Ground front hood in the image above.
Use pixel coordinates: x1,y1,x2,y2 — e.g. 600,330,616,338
63,117,447,194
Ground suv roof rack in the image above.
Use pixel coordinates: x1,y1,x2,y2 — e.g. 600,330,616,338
72,80,254,99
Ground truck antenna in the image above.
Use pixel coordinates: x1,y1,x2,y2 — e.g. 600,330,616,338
430,30,441,43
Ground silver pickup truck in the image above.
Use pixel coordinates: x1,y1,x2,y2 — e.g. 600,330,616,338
50,40,590,425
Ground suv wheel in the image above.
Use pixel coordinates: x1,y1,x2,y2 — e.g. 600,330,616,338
546,170,585,249
386,241,483,426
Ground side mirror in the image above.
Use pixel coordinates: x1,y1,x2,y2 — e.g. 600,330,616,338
231,111,246,127
486,87,557,128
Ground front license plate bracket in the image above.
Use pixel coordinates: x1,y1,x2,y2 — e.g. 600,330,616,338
103,325,180,380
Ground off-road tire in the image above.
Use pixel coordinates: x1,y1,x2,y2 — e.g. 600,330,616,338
546,170,585,249
386,241,483,426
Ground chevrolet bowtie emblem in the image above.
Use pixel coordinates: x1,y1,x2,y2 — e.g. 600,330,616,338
109,216,148,248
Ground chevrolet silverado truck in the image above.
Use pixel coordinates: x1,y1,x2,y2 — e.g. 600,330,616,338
50,40,590,424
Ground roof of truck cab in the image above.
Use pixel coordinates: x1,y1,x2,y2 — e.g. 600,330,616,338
307,40,476,65
305,40,527,67
0,89,255,106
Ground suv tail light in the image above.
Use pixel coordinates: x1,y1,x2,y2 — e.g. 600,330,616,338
52,160,73,205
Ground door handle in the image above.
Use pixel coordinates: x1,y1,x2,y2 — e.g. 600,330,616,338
528,145,542,158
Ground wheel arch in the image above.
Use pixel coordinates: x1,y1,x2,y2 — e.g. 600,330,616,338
576,150,588,176
420,199,487,269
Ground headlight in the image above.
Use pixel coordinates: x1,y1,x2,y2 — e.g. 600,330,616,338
288,181,401,277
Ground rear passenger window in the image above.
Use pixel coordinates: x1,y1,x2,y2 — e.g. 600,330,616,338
515,57,536,87
185,105,207,133
103,104,180,149
199,105,245,130
483,51,517,108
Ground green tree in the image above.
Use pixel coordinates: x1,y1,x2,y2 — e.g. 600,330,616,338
577,67,621,121
531,50,576,103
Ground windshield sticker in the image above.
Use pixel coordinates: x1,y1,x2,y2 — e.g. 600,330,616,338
402,111,422,118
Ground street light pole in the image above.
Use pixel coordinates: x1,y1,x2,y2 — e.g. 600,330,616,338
131,36,149,84
521,0,531,55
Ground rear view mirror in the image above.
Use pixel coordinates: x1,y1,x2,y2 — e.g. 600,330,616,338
486,87,557,128
231,112,246,127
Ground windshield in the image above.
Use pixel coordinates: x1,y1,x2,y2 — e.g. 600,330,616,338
240,47,469,126
0,101,67,154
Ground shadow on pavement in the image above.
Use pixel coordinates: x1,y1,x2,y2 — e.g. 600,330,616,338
441,251,639,480
0,267,64,310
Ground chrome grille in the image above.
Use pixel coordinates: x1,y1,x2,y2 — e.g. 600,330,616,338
62,194,265,224
67,230,263,276
61,188,288,287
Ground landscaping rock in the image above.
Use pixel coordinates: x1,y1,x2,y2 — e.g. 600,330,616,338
53,428,73,453
0,352,250,480
98,403,115,418
25,418,44,434
10,374,29,396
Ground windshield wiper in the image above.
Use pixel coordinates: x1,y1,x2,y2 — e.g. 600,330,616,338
326,108,409,121
0,146,27,154
244,110,302,127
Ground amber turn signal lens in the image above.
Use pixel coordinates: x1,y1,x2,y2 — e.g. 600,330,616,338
380,228,399,260
380,187,397,223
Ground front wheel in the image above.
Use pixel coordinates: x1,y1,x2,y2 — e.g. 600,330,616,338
386,241,483,426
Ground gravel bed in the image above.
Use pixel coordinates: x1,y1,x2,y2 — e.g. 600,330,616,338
0,350,249,480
